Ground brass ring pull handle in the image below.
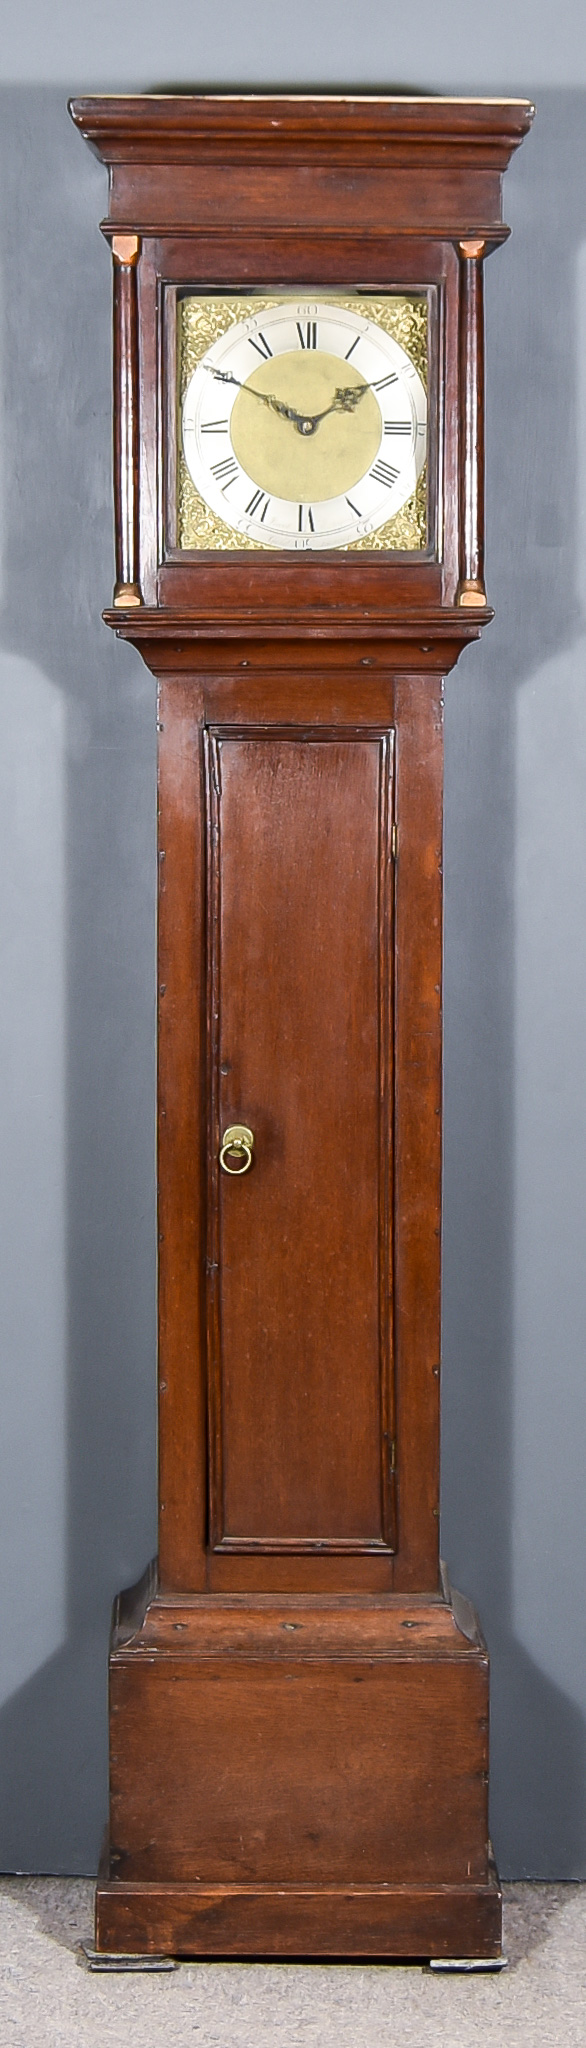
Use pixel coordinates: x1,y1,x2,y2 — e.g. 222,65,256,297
219,1123,255,1176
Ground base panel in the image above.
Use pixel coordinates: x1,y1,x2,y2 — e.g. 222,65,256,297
98,1576,501,1958
96,1866,502,1959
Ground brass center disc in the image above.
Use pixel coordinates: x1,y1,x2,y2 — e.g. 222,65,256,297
229,352,382,502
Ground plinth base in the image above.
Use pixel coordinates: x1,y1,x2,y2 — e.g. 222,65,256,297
96,1571,501,1960
96,1863,502,1960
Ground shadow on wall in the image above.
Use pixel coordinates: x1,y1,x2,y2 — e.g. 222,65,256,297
0,86,584,1876
442,89,586,1875
0,89,157,1873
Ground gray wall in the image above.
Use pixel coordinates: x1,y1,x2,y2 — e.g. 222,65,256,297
0,2,585,1876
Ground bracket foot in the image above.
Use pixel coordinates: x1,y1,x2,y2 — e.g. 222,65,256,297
80,1942,178,1972
429,1954,507,1973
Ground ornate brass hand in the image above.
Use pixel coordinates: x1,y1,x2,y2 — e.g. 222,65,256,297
324,384,371,416
303,381,393,424
204,366,372,436
283,383,372,435
204,365,312,430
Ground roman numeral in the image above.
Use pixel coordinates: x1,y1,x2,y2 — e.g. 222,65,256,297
383,420,411,435
249,330,273,359
345,335,361,360
297,320,318,349
298,504,315,532
346,497,362,517
370,459,400,489
200,418,229,434
246,488,271,522
211,455,240,490
373,372,399,392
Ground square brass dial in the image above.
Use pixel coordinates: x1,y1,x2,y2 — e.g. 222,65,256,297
176,292,428,553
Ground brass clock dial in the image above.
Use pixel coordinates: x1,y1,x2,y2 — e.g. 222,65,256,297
179,296,428,552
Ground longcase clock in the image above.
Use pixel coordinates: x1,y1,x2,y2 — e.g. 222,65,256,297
71,92,533,1961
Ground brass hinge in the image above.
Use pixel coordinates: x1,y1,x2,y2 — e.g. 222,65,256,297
391,821,398,859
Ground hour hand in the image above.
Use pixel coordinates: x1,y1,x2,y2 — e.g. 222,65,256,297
310,382,384,424
328,384,370,415
287,385,371,432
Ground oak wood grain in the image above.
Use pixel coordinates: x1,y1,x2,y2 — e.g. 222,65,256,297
96,1870,503,1960
204,727,395,1554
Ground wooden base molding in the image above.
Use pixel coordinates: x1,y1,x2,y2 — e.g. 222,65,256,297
96,1868,502,1961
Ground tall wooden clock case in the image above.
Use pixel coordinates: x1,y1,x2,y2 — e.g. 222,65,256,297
71,93,533,1961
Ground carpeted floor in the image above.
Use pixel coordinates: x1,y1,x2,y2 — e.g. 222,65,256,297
0,1879,584,2046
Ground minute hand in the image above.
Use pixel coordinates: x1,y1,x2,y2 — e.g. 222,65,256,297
203,365,310,429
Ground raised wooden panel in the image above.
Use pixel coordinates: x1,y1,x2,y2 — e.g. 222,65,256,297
204,726,395,1553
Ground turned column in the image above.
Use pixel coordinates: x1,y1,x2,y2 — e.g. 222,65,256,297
457,238,487,607
111,233,142,607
